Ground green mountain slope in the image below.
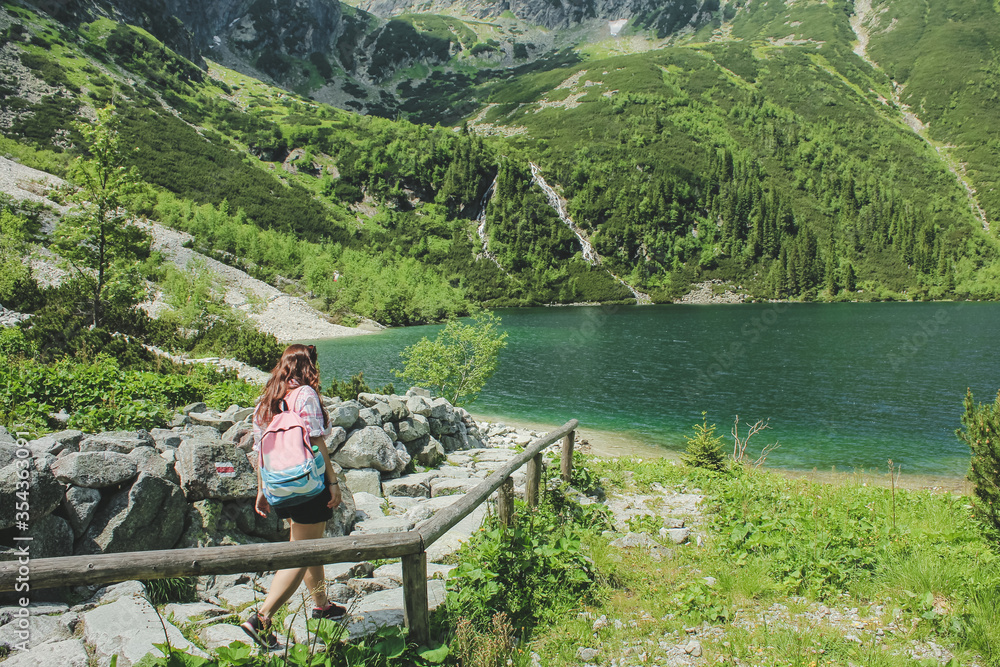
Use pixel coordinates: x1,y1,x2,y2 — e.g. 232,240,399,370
2,0,1000,326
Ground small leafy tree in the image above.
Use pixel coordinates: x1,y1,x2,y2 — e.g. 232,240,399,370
395,310,508,406
681,413,728,472
957,389,1000,541
0,208,31,303
53,104,149,327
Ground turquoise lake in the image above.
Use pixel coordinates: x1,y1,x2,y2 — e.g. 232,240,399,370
309,303,1000,478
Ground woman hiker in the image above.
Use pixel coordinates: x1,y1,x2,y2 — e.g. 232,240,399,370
241,343,348,649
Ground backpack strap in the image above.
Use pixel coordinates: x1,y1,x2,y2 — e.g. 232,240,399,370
279,385,307,414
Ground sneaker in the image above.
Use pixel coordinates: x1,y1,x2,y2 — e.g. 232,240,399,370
241,611,279,650
311,601,348,620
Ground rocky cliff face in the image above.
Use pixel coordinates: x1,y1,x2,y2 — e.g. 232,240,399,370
354,0,713,32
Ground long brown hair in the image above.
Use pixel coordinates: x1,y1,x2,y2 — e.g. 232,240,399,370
255,344,328,428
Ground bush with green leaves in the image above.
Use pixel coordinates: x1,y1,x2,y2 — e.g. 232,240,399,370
957,388,1000,543
0,353,258,435
325,371,395,401
680,414,728,472
396,311,508,406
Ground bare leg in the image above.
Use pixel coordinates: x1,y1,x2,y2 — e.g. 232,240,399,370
259,520,327,619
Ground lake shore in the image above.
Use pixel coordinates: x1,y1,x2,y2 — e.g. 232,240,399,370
470,411,972,494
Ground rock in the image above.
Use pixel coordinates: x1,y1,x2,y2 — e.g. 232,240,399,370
405,386,431,399
231,500,290,542
218,584,260,609
163,602,229,624
325,474,356,537
329,402,360,429
168,413,190,428
356,393,383,408
392,442,411,474
221,421,253,445
0,638,89,667
326,426,347,452
344,581,446,640
86,581,147,606
221,405,253,422
76,474,186,555
128,446,180,484
446,453,473,466
329,583,354,603
345,468,382,497
472,448,518,462
352,491,386,522
0,441,16,469
179,425,223,443
354,407,382,429
327,561,375,582
577,647,600,662
424,503,488,562
387,395,409,420
354,516,414,534
150,428,182,450
429,417,458,437
182,402,208,415
428,398,455,421
62,486,102,537
51,451,137,489
189,411,235,433
0,612,73,650
381,472,438,498
431,478,480,497
21,513,73,559
371,401,394,423
372,562,454,584
684,640,703,657
609,532,661,549
0,457,64,530
28,430,83,456
0,425,15,445
382,422,397,441
176,440,257,501
405,395,432,417
334,427,398,472
346,577,399,594
200,623,250,650
179,499,253,548
396,415,430,443
665,528,691,544
79,430,154,453
417,437,446,467
82,594,207,666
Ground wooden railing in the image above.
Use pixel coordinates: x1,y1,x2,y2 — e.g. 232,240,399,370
0,419,578,645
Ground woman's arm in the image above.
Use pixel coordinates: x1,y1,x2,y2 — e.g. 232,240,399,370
312,435,342,509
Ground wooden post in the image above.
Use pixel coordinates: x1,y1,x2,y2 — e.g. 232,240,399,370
402,551,429,646
526,452,543,508
560,430,575,483
498,477,514,526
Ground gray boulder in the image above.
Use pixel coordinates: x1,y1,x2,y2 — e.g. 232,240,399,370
28,430,84,457
150,428,181,450
128,446,180,484
356,393,383,408
382,472,438,498
383,422,397,441
353,407,382,429
397,414,430,443
387,395,410,421
182,402,207,415
345,468,382,497
79,430,154,453
405,394,432,417
0,441,16,469
189,411,235,433
429,417,459,437
51,451,137,489
179,425,223,443
221,420,253,445
0,638,89,667
168,413,190,428
329,402,360,429
76,473,186,555
393,441,412,473
232,500,290,542
325,474,356,537
82,594,206,666
176,440,256,501
0,457,64,530
405,386,432,399
326,426,347,452
0,611,74,651
334,427,398,472
62,486,102,537
417,437,446,467
0,425,15,445
429,398,455,421
20,513,73,559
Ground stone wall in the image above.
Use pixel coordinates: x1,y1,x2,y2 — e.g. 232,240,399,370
0,387,486,562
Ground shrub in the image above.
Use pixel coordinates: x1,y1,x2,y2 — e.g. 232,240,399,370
957,388,1000,542
681,413,728,472
325,371,394,401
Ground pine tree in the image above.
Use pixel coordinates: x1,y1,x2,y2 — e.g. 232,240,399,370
957,390,1000,542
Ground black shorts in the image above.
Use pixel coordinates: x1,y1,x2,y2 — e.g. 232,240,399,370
275,486,333,525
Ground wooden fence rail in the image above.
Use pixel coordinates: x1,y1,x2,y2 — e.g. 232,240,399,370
0,419,578,645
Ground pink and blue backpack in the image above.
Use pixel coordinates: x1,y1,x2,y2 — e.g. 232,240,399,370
258,387,326,508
